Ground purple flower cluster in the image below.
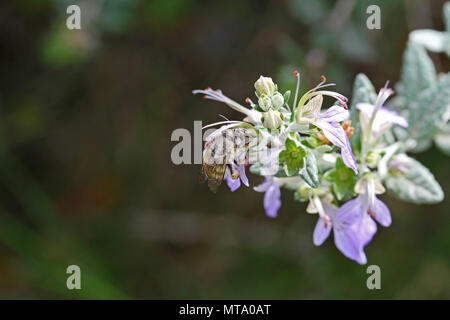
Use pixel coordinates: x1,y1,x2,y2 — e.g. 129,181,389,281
195,74,410,264
313,179,391,264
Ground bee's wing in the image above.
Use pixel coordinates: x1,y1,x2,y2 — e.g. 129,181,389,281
206,163,227,193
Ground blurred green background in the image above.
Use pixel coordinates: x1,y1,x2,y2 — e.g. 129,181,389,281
0,0,449,299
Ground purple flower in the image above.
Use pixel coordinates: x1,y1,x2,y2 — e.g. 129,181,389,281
337,196,378,251
356,85,408,141
226,163,249,192
315,106,358,174
296,95,358,174
312,198,369,264
254,176,282,218
324,178,392,263
357,103,408,138
354,178,392,227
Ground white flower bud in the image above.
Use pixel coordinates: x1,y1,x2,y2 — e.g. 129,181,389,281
271,92,284,109
258,94,272,111
263,109,283,129
365,151,380,168
254,76,275,97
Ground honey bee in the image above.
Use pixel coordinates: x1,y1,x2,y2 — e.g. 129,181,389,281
200,127,256,192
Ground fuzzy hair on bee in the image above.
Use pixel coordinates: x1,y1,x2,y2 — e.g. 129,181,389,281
200,127,256,193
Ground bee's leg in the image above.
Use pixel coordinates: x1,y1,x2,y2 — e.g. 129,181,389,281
198,165,207,184
228,163,239,180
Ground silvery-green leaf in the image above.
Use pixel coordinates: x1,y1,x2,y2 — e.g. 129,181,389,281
393,126,409,141
434,123,450,155
387,95,408,113
385,158,444,204
314,145,333,153
384,132,397,148
349,74,377,153
299,151,319,188
409,139,432,153
444,2,450,32
409,29,446,52
286,122,309,133
283,90,291,104
445,36,450,57
396,42,436,103
393,126,432,153
350,74,377,109
408,73,450,140
283,177,303,190
249,163,262,175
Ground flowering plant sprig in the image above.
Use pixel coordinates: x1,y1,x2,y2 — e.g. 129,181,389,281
192,2,450,264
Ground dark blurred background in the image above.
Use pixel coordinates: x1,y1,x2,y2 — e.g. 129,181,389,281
0,0,449,299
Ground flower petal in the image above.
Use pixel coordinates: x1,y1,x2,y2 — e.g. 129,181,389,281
336,196,365,226
254,177,273,192
350,213,377,246
301,95,323,118
374,87,394,109
313,218,332,246
226,174,241,192
334,227,367,264
379,107,408,128
314,119,347,148
356,102,375,115
319,105,349,123
236,164,249,187
371,198,392,227
264,183,281,218
341,135,358,174
357,103,408,136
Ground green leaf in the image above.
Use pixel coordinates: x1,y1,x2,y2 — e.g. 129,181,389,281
434,122,450,155
396,42,436,103
349,74,377,153
326,157,357,201
253,104,265,112
300,151,319,188
408,73,450,140
385,158,444,204
279,138,306,176
301,136,322,149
